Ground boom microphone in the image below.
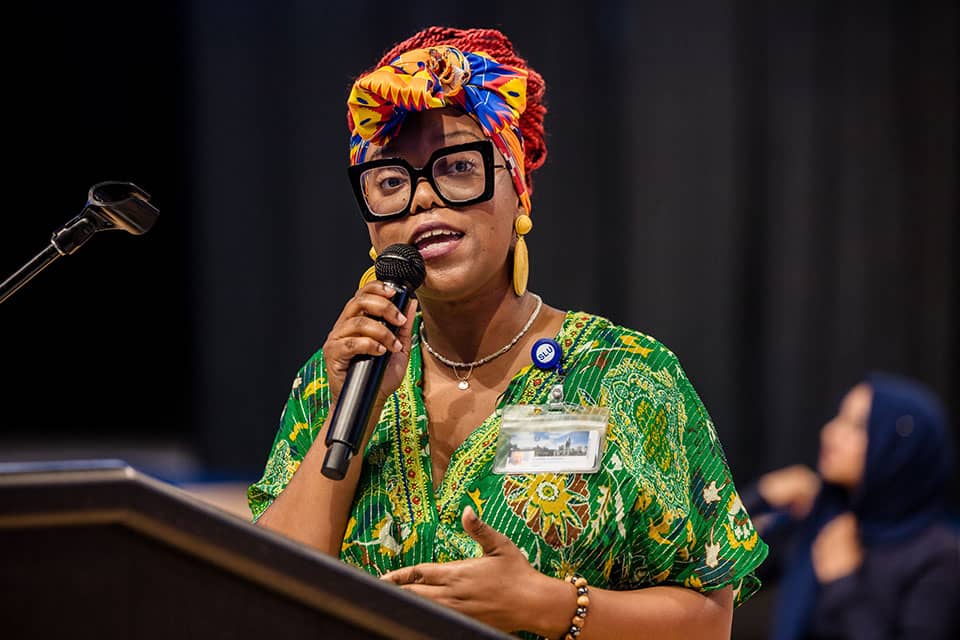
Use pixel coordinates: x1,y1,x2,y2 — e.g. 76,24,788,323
321,243,426,480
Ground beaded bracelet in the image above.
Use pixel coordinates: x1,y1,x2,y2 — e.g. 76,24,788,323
563,573,589,640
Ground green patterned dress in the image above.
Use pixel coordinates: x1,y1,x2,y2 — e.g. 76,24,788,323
249,310,768,628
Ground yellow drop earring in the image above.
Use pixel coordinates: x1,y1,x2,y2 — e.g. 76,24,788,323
512,214,532,296
358,246,378,288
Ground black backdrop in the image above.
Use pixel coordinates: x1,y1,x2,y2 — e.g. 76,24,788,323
1,1,957,505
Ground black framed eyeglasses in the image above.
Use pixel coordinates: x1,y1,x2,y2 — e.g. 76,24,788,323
347,140,505,222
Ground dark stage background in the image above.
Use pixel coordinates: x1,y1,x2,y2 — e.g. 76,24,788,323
2,0,957,513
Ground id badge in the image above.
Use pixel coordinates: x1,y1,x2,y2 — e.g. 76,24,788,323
492,396,610,475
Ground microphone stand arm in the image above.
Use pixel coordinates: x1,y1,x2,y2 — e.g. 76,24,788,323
0,214,109,304
0,181,158,305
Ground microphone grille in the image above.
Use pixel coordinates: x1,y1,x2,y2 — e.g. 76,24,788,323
375,244,426,289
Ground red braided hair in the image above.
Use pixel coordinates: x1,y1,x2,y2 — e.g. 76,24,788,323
356,26,548,193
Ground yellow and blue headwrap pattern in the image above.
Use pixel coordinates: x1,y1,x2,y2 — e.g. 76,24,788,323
347,46,531,213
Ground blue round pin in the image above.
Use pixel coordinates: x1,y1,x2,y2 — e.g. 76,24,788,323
531,338,562,370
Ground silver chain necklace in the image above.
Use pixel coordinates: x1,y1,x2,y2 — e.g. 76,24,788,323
419,293,543,390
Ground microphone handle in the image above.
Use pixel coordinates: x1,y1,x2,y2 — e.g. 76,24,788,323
321,281,413,480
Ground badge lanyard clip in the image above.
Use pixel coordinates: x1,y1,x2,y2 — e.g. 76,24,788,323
532,338,566,411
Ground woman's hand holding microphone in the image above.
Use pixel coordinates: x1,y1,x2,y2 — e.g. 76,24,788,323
323,280,418,410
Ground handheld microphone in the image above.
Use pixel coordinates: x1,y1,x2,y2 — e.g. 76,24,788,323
321,243,426,480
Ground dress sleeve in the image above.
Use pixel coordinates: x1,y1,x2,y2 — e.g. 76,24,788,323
246,350,331,521
621,351,769,607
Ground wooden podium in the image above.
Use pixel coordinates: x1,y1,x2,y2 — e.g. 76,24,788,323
0,460,510,639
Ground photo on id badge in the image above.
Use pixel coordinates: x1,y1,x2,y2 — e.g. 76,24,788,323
501,429,600,473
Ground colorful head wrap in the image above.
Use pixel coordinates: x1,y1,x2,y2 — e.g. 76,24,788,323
347,44,533,213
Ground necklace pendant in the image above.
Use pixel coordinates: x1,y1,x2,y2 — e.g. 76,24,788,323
457,380,470,390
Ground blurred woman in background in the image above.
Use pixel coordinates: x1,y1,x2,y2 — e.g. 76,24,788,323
745,372,959,639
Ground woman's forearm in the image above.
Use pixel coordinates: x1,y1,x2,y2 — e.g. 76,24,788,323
254,402,382,555
528,575,733,640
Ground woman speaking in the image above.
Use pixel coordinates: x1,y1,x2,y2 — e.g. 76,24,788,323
248,26,767,639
